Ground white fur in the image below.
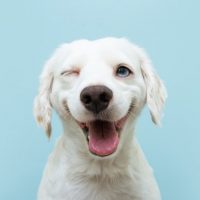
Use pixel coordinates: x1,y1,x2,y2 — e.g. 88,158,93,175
34,38,167,200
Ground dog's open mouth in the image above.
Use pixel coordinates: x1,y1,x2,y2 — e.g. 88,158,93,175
78,117,127,157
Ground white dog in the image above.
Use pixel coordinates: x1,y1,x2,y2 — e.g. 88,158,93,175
34,37,167,200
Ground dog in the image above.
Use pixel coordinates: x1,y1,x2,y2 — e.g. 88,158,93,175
34,37,167,200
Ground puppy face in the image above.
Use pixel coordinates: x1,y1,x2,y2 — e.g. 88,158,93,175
34,38,167,157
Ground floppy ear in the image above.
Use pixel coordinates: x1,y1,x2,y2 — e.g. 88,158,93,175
140,51,167,125
33,58,54,138
34,43,69,137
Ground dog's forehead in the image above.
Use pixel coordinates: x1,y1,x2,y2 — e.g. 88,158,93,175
65,38,140,65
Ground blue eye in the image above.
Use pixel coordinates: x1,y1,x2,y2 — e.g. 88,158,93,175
116,66,132,77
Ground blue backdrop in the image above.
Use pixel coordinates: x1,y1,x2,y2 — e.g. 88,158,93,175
0,0,199,199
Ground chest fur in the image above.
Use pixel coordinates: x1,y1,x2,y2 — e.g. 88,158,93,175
43,174,143,200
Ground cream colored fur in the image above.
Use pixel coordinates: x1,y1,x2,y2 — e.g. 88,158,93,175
34,37,167,200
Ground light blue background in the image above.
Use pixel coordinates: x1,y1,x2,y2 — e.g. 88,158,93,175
0,0,199,199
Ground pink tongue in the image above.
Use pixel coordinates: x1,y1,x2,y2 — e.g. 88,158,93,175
88,120,119,156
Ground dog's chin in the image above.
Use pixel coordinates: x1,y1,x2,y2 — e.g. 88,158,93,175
76,115,128,158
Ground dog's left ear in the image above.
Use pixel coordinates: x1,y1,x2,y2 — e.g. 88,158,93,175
140,50,167,125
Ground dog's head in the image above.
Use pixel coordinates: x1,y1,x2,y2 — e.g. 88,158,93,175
34,38,167,158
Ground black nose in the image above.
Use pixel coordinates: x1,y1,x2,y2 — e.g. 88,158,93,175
80,85,113,114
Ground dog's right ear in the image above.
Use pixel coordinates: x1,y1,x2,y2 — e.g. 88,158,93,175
33,58,54,138
33,44,68,138
34,44,69,138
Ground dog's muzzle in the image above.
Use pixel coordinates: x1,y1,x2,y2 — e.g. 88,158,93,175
75,85,131,157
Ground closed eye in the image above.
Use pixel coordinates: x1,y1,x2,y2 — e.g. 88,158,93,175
61,69,80,76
